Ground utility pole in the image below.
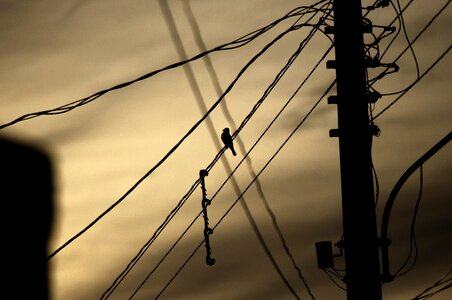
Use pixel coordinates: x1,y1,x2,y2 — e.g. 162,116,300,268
328,0,382,299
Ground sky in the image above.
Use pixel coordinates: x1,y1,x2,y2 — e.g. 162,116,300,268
0,0,451,299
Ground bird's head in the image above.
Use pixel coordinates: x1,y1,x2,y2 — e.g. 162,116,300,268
223,128,229,132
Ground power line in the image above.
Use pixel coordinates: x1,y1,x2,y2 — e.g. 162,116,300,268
152,79,336,300
103,15,333,299
322,269,346,292
393,165,422,277
149,0,326,298
411,270,452,300
393,0,420,80
120,43,335,300
377,0,416,60
373,43,451,120
164,0,327,297
100,11,333,296
47,18,310,261
369,0,451,94
363,0,417,90
0,5,313,131
380,131,452,281
123,40,334,299
147,1,450,298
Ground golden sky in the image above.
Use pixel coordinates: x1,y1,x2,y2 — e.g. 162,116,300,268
1,0,451,299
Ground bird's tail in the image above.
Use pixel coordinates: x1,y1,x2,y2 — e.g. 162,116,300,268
231,147,237,156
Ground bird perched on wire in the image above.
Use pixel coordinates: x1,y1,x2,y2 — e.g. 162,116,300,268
221,128,236,156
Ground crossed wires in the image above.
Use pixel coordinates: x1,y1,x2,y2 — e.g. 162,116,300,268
46,4,326,260
101,4,334,298
176,0,327,297
363,0,450,210
123,1,451,297
150,78,337,300
364,0,452,288
411,270,452,300
372,0,451,119
125,47,335,300
368,0,450,99
0,4,317,131
315,0,451,290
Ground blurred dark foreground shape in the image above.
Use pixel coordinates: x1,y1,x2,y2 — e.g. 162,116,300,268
1,136,54,300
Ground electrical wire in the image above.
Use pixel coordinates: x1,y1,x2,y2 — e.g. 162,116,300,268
411,270,452,300
181,1,331,299
125,48,335,300
138,1,448,296
393,0,420,80
100,13,334,297
108,32,334,300
373,0,420,83
124,42,335,298
103,16,329,298
363,0,412,92
378,0,414,60
151,79,336,300
369,0,450,94
48,17,309,261
393,165,422,277
0,4,318,131
380,131,452,280
142,1,326,299
322,269,346,292
372,162,381,206
373,43,451,120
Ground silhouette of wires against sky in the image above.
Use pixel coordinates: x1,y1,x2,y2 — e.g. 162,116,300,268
100,3,334,298
368,0,450,100
148,79,336,300
104,1,449,298
368,0,451,119
0,1,328,130
316,0,452,291
122,48,335,300
102,45,335,300
45,1,332,261
380,132,451,283
411,269,452,300
38,1,450,298
4,0,449,299
155,0,330,298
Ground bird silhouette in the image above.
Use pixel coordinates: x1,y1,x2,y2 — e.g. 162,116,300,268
221,128,236,156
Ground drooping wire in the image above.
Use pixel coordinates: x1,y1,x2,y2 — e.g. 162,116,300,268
393,0,420,80
372,162,380,206
394,165,423,277
151,79,336,300
155,0,326,298
322,269,346,292
182,5,334,298
363,0,415,95
371,0,419,83
373,43,451,120
124,47,335,300
111,23,333,300
380,132,451,280
49,17,307,261
369,0,450,94
0,4,317,130
378,0,415,60
100,20,316,300
101,13,333,298
411,270,452,300
157,0,222,152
